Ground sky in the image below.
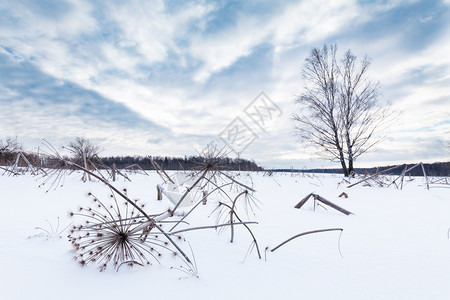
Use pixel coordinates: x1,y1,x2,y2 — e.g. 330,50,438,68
0,0,449,169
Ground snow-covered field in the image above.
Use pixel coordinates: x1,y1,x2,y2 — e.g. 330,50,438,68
0,171,449,299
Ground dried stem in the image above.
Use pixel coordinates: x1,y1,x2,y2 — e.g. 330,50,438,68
169,222,258,235
271,228,343,252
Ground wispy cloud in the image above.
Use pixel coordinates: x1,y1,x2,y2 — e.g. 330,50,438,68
189,0,365,83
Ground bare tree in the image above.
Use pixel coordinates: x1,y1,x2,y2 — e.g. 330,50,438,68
0,137,21,164
293,44,393,176
65,137,101,174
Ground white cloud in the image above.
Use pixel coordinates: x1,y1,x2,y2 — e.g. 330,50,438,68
0,0,97,39
105,0,214,66
0,84,19,99
271,0,361,46
105,0,171,65
100,43,140,72
375,34,450,139
190,0,366,82
190,16,266,83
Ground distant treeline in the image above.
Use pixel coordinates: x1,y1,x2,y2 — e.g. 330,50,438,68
101,155,263,171
0,151,263,172
273,161,450,177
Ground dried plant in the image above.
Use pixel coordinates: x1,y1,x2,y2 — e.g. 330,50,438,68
67,191,188,271
28,217,72,240
270,228,344,258
38,139,112,189
156,144,262,259
212,194,262,259
170,241,199,279
347,163,432,190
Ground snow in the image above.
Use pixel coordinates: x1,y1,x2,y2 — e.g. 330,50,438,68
0,171,449,299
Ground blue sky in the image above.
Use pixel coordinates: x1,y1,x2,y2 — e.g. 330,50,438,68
1,0,449,169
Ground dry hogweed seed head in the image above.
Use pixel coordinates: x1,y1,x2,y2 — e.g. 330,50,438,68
68,194,187,272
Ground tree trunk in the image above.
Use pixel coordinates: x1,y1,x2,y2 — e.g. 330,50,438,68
337,142,348,176
344,128,354,177
348,159,354,177
339,156,349,177
334,130,348,176
347,145,354,177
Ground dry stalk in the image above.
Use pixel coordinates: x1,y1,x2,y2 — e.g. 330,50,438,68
271,228,343,257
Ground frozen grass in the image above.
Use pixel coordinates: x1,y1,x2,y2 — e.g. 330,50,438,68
0,171,449,299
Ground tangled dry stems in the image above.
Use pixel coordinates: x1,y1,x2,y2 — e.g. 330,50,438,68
68,191,187,271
